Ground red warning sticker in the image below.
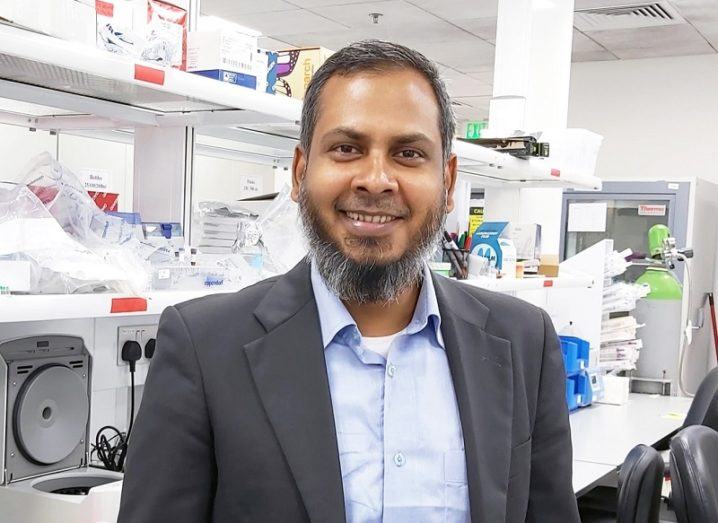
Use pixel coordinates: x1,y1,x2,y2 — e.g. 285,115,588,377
134,64,166,85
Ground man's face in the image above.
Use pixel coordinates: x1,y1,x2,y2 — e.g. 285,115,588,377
292,68,458,268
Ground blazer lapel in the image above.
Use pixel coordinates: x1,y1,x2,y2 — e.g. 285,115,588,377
244,262,345,523
433,275,514,522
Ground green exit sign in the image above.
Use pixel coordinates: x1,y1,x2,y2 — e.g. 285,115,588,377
466,121,487,139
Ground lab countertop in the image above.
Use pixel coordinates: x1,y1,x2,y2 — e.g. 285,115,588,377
570,393,692,467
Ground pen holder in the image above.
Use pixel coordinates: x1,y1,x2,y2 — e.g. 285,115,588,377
442,248,469,280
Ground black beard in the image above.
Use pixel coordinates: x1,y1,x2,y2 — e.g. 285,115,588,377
298,182,446,304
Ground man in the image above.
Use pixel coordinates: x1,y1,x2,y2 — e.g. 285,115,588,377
119,41,579,522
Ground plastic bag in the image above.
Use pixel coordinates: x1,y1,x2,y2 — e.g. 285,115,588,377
258,185,307,274
0,153,151,294
0,183,140,294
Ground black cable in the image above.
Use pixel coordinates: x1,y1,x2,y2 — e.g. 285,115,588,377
92,342,141,472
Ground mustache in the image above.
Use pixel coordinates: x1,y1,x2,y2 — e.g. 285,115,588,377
336,194,410,217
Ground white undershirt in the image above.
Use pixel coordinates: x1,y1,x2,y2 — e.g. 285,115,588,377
361,331,403,359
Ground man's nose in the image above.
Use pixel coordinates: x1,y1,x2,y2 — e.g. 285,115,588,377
350,152,398,195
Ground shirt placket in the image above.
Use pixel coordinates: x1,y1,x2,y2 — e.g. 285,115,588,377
382,337,418,522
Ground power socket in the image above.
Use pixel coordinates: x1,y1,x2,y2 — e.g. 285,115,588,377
117,324,158,367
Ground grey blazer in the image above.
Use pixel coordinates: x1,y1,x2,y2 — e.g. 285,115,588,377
118,261,580,522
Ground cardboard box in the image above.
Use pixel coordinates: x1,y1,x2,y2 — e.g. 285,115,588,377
538,254,560,278
271,47,333,99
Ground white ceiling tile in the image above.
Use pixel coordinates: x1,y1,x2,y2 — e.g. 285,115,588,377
572,29,605,52
235,9,348,35
311,0,441,29
572,49,619,62
258,36,297,51
407,0,499,20
443,75,493,97
201,0,296,16
672,0,718,50
413,36,495,70
452,17,496,43
586,24,715,59
287,0,382,7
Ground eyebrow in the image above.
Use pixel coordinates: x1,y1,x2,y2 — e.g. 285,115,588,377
321,127,434,145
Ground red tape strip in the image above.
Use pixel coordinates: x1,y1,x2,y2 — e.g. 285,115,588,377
543,280,554,288
134,64,166,86
550,168,561,178
111,297,148,314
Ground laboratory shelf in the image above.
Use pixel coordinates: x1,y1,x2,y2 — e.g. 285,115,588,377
0,23,602,190
0,288,238,323
459,274,595,293
0,22,302,129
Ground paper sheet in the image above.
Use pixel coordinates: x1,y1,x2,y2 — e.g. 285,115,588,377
568,202,607,232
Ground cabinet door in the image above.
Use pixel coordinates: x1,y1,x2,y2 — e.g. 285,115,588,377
563,196,675,282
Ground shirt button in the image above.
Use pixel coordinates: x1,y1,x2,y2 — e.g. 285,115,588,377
387,364,396,378
393,452,406,467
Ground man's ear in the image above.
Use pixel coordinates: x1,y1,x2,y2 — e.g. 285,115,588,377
291,146,307,202
444,153,458,213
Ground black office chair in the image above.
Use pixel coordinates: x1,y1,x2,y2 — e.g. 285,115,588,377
669,425,718,523
579,444,664,523
683,366,718,431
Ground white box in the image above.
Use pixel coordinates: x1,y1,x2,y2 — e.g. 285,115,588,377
0,0,95,45
0,260,32,293
187,20,259,75
512,223,542,261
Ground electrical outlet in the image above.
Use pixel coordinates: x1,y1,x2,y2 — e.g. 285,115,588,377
117,324,158,366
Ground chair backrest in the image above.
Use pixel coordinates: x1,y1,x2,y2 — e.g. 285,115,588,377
616,444,665,523
670,425,718,523
684,366,718,430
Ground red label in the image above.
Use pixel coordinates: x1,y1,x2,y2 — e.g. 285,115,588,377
543,280,554,288
134,64,166,85
550,168,561,178
87,191,119,211
111,297,148,314
96,0,114,17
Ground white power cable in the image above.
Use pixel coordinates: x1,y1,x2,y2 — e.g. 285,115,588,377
677,260,695,397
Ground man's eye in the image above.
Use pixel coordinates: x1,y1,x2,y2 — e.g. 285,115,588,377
398,149,423,159
335,144,359,154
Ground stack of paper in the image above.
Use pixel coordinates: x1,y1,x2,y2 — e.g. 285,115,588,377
598,250,648,372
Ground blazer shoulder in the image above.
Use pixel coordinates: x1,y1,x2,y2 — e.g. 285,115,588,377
452,280,547,337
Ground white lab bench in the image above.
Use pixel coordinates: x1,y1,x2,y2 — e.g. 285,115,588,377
570,393,693,495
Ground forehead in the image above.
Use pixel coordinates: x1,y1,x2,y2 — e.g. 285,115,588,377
313,68,442,143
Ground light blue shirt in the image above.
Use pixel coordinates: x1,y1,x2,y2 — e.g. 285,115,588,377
311,263,470,523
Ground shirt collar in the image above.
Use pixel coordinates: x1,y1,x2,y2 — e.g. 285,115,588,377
310,261,444,350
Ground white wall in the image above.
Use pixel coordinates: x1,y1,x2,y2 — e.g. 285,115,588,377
58,134,135,213
568,53,718,183
193,155,277,202
0,124,56,181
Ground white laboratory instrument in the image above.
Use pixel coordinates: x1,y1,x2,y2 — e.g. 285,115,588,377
0,335,123,523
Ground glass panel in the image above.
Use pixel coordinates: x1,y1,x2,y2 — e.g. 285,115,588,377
565,199,670,282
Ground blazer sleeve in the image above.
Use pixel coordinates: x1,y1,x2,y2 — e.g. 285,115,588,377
525,309,580,522
117,305,216,523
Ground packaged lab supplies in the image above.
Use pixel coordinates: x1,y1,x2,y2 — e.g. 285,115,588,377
512,223,541,261
271,47,333,99
97,0,189,69
188,19,260,87
470,222,516,274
